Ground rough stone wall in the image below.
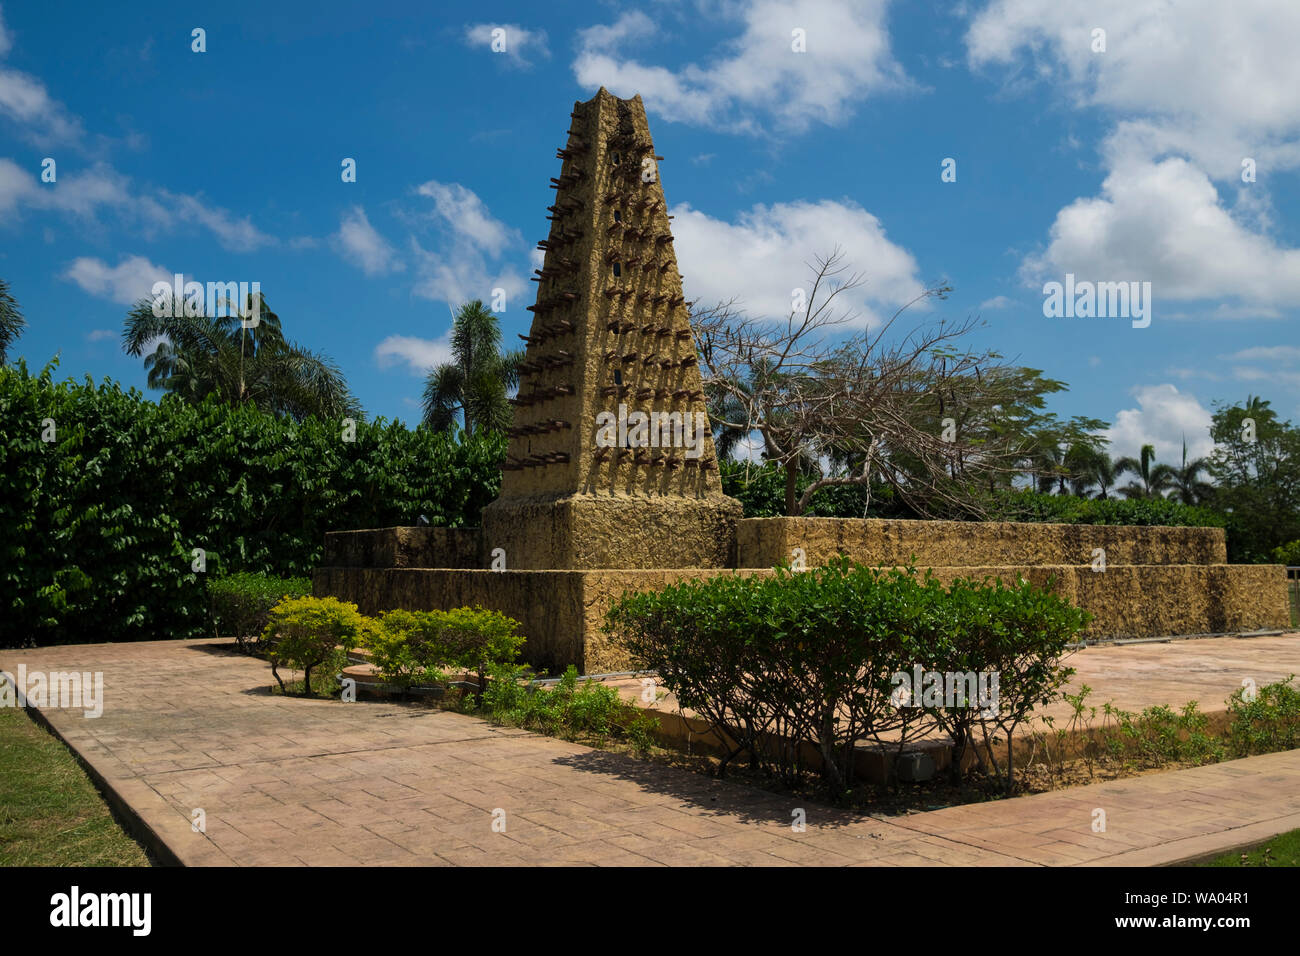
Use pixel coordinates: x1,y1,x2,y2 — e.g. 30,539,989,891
737,517,1228,568
314,567,588,674
323,527,482,569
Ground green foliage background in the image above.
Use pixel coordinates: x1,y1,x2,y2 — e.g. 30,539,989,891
719,460,1225,528
0,362,504,647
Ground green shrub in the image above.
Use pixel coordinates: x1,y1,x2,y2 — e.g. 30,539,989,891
718,462,1226,529
930,575,1086,791
1271,541,1300,566
481,664,657,752
606,558,1087,791
262,596,369,697
0,359,504,647
365,609,453,690
1227,675,1300,757
209,572,311,651
362,606,524,699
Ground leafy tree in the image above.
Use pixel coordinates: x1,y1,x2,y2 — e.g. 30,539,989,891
121,291,361,421
1207,396,1300,560
422,300,522,434
0,278,25,365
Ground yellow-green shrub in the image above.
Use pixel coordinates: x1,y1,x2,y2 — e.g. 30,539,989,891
262,595,368,697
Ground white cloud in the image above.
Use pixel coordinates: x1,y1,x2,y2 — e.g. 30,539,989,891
409,236,528,309
0,158,275,251
978,295,1011,310
967,0,1300,178
0,7,82,145
158,191,274,252
1020,151,1300,307
573,1,911,133
333,206,402,276
970,0,1300,312
85,329,115,342
374,333,453,376
0,159,131,219
63,254,171,304
669,198,925,324
1223,345,1300,363
415,180,517,255
463,23,550,67
408,181,527,307
1231,364,1300,389
1102,384,1214,463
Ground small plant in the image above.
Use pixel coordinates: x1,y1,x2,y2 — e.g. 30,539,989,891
262,596,369,697
480,664,657,752
438,606,526,707
209,572,311,652
1227,675,1300,756
366,609,451,691
362,606,524,702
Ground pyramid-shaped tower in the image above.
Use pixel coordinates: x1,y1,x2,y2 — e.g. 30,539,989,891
481,89,742,569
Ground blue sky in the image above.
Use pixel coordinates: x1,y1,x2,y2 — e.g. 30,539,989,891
3,0,1298,465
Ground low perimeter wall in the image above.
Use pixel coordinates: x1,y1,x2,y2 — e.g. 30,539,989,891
737,517,1228,568
314,563,1289,674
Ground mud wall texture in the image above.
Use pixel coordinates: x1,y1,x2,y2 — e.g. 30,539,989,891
737,517,1228,569
480,493,741,570
322,527,482,569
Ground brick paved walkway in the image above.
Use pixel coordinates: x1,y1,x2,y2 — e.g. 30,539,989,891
3,638,1299,866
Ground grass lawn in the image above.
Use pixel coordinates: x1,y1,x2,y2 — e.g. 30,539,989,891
1200,828,1300,867
0,706,150,866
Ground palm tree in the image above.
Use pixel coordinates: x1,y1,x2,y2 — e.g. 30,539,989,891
1115,443,1176,499
422,300,522,434
1167,436,1213,505
122,291,361,421
1088,453,1120,499
0,278,26,365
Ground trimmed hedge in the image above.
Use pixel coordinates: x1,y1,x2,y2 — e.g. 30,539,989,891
0,361,505,647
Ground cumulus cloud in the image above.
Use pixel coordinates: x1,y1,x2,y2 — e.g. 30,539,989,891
969,0,1300,312
1021,150,1300,307
63,254,171,304
415,180,517,256
463,23,549,67
669,198,925,325
573,0,911,133
1101,384,1214,463
409,181,526,307
967,0,1300,177
374,333,453,376
333,206,402,276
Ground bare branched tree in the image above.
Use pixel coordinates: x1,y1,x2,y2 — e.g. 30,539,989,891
694,248,1039,516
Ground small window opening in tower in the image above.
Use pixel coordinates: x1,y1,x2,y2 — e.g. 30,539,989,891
613,210,622,222
611,151,621,165
612,262,621,277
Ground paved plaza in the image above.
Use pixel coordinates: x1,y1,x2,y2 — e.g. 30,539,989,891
3,636,1298,866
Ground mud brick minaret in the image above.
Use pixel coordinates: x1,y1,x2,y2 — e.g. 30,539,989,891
480,89,742,569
